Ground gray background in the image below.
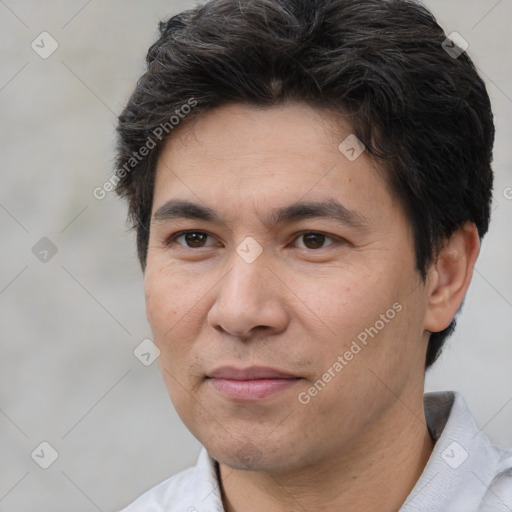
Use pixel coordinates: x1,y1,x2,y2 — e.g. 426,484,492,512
0,1,511,510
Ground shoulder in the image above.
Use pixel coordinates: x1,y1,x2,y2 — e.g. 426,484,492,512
118,447,221,512
481,447,512,510
420,391,512,511
119,466,197,512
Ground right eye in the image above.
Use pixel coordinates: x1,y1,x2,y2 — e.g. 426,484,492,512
165,230,221,249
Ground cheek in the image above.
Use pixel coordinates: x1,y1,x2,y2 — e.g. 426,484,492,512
144,273,168,334
144,256,189,322
144,269,196,410
144,263,185,354
144,262,208,368
289,264,394,343
297,266,417,395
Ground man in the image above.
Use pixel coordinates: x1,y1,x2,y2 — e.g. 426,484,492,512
114,0,512,510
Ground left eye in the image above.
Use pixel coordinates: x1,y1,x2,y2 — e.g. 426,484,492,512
292,231,337,250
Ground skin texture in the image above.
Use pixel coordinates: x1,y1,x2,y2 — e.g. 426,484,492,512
145,103,480,512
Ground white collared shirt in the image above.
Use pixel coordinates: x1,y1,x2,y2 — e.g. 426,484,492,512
119,391,512,511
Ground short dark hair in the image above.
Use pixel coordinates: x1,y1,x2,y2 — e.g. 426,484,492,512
114,0,494,369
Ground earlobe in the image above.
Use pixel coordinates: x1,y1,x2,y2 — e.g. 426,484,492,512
424,222,480,333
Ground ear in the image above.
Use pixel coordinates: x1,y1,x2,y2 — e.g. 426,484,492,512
424,222,480,333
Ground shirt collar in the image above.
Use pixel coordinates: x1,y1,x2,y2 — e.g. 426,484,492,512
189,391,505,511
401,390,504,510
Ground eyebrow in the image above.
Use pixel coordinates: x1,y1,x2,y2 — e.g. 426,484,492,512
152,198,370,230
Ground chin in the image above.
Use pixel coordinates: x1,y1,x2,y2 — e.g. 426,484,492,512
206,436,306,474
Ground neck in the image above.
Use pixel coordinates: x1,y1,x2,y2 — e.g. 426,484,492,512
218,393,435,512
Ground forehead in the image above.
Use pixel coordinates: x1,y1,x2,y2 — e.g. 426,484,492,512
152,102,397,226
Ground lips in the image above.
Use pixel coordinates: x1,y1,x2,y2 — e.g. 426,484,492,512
206,366,301,400
207,366,299,380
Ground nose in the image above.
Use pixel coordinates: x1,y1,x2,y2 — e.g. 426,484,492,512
207,251,289,341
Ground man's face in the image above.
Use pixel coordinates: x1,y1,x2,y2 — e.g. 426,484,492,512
145,103,431,472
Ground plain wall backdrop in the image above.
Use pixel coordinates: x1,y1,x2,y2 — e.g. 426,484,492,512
0,1,511,510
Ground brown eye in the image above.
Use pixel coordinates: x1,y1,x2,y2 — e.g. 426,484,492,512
184,232,208,247
293,232,336,250
169,231,217,248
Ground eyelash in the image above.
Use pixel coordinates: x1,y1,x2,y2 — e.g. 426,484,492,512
164,230,342,250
